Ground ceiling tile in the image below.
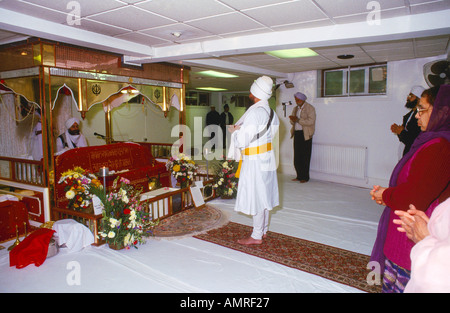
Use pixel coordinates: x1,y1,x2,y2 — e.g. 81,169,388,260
314,0,406,18
218,0,297,11
242,1,328,27
410,0,450,14
75,18,132,37
271,19,334,31
136,0,233,22
139,23,213,42
185,12,264,35
0,0,68,24
115,32,171,46
21,0,126,16
360,39,414,51
88,6,175,31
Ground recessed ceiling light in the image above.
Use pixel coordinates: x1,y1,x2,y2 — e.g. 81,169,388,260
196,70,239,78
196,87,228,91
337,54,354,59
265,48,318,59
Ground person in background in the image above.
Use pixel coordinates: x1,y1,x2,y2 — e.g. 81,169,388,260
289,92,316,183
228,76,279,245
220,103,234,149
391,86,424,156
206,105,221,151
56,117,88,153
370,84,450,293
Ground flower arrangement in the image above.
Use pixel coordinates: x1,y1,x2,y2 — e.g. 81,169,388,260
89,177,157,249
166,153,198,188
58,166,102,212
213,159,239,199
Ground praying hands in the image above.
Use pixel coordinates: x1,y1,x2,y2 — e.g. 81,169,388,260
393,204,430,243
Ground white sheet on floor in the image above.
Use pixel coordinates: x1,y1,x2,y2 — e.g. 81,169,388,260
0,175,384,293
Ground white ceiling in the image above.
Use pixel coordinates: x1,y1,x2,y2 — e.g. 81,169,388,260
0,0,449,91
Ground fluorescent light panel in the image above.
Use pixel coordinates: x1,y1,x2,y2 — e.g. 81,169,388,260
196,70,239,78
265,48,318,59
196,87,228,91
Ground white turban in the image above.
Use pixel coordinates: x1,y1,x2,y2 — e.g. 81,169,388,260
250,76,273,100
65,117,80,130
410,86,425,98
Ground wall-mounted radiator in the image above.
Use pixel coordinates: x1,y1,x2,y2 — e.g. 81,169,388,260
310,143,368,181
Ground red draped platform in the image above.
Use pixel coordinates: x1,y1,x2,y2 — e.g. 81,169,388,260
54,142,171,209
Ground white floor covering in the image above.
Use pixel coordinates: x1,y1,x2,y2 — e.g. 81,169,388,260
0,174,384,293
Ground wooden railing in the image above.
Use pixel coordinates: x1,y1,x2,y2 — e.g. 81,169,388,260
114,141,176,159
0,156,45,186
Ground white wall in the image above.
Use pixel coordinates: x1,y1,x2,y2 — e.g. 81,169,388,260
67,54,444,189
276,55,444,188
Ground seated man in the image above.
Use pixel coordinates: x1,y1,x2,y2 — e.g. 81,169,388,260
56,117,88,153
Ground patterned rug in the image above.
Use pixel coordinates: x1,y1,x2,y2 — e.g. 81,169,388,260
194,221,382,293
152,205,229,239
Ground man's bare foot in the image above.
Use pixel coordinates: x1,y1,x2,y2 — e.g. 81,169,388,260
237,237,263,245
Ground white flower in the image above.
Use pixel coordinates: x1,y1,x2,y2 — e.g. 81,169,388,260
65,190,75,199
107,231,115,238
122,195,129,203
109,218,119,228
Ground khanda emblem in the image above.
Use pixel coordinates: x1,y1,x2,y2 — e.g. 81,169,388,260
154,88,161,100
92,84,101,95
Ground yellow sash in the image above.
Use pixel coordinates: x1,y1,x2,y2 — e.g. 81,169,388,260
235,142,272,178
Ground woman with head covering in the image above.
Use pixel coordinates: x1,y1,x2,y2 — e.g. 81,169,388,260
370,84,450,292
228,76,280,245
56,117,88,153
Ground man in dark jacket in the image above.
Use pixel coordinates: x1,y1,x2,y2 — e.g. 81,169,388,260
391,86,424,156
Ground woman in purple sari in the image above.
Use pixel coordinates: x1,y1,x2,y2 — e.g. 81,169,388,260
370,84,450,293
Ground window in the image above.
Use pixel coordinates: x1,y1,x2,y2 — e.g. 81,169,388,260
186,91,210,106
231,94,250,108
322,64,387,97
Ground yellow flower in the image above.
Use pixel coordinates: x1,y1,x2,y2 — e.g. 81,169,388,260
173,164,181,172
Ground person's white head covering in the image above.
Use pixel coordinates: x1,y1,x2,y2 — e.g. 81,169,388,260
65,117,80,130
294,92,307,101
410,86,425,98
250,76,273,100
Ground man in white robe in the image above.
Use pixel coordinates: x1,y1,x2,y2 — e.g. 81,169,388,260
228,76,279,245
56,117,88,153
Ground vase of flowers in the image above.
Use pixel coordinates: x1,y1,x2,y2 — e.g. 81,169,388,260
58,166,102,213
166,153,198,189
213,159,239,199
89,177,157,250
